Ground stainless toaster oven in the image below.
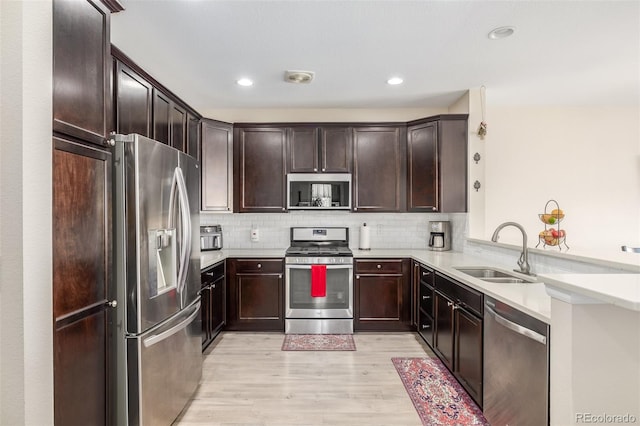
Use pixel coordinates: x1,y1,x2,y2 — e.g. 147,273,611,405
200,225,222,251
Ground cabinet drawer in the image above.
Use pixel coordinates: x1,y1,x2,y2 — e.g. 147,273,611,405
201,261,224,286
234,259,283,274
355,259,403,274
419,282,434,315
434,273,483,317
419,265,435,286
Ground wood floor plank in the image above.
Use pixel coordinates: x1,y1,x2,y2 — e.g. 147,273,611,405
174,332,434,426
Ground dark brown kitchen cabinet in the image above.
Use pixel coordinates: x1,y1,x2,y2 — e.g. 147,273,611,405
111,46,200,155
433,272,483,407
187,113,200,160
201,119,233,212
407,115,468,212
226,259,285,331
354,259,411,331
171,103,187,152
288,126,352,173
414,263,435,347
53,0,111,146
153,89,171,145
352,126,406,212
407,121,437,211
201,261,225,351
234,126,287,212
114,61,152,137
288,127,320,172
53,137,113,426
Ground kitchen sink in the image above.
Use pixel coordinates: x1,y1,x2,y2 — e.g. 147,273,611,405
453,267,537,284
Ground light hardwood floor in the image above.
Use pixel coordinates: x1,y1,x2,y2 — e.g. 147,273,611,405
174,332,435,426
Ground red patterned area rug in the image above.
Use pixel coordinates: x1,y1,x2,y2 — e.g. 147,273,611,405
392,357,489,426
281,334,356,351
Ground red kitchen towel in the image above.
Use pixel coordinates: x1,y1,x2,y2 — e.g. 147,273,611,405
311,265,327,297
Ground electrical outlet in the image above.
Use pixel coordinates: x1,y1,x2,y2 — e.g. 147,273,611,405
250,227,260,242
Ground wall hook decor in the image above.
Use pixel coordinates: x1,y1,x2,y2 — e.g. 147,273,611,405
473,152,481,164
473,180,481,192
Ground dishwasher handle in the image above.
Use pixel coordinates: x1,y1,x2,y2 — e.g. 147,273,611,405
485,304,547,345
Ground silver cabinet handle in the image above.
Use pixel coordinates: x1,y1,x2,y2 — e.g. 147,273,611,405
447,301,454,307
356,275,360,279
422,295,431,300
422,324,431,330
106,300,117,308
313,168,318,172
376,264,382,269
257,263,262,269
622,246,640,253
322,168,326,172
422,271,430,276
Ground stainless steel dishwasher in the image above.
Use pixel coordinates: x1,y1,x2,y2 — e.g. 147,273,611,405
483,297,550,426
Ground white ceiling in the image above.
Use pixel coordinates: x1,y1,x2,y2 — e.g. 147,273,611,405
111,0,640,112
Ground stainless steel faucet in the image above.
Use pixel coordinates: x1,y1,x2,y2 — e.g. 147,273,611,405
491,222,534,276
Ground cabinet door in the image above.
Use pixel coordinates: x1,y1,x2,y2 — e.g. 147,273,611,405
352,126,405,212
288,127,319,172
53,137,112,425
53,0,110,146
171,103,187,152
433,290,454,370
187,113,200,160
235,127,287,212
226,259,284,331
201,119,233,212
200,285,212,348
114,61,152,137
439,117,468,213
454,308,483,406
320,127,352,173
153,89,171,145
211,276,225,335
407,121,438,212
354,259,411,331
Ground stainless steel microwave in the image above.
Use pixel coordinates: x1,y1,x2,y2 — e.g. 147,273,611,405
287,173,351,210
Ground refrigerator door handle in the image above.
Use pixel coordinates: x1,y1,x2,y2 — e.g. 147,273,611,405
175,166,192,297
143,301,200,348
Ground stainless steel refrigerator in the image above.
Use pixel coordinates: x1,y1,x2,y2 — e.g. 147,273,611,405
113,134,201,425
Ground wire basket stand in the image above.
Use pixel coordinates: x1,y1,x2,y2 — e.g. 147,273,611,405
536,199,569,251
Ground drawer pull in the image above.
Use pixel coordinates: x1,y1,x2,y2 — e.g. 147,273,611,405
422,295,431,300
422,271,430,276
257,263,262,269
377,264,382,269
422,324,431,330
447,301,454,307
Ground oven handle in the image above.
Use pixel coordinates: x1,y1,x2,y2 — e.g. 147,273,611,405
285,264,353,270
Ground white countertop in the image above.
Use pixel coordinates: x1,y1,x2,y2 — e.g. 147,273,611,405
540,273,640,311
201,248,553,323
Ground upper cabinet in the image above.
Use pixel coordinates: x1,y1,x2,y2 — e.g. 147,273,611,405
407,115,468,213
352,125,406,212
234,126,287,213
114,61,152,137
201,119,233,212
111,46,200,155
288,126,352,173
53,0,111,146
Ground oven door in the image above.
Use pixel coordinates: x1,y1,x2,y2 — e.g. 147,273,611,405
285,263,353,319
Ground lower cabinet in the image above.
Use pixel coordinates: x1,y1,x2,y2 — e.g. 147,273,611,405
354,259,411,331
416,263,435,346
433,272,484,407
201,261,225,351
226,258,284,331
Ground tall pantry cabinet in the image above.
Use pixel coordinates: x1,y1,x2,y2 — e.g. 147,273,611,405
52,0,122,424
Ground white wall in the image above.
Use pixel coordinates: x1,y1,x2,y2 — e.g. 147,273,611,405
0,1,54,424
476,105,640,264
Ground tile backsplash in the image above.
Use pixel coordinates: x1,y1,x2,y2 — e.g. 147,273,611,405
200,211,467,251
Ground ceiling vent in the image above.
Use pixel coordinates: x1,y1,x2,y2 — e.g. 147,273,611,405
284,70,314,84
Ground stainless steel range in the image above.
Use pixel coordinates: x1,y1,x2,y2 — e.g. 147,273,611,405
285,227,353,334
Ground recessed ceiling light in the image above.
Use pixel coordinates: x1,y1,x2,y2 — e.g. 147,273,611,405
387,77,404,85
488,26,515,40
236,78,253,87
